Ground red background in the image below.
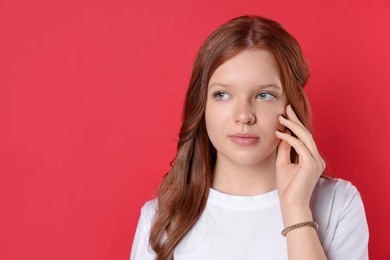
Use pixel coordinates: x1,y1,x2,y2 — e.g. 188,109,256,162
1,0,389,259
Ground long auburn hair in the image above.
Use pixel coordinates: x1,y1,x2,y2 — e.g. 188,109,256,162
150,15,312,259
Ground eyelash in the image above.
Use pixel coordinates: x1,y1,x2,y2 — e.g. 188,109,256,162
212,91,277,101
212,91,231,100
257,92,276,100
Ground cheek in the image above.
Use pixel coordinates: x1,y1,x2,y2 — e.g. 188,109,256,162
205,102,231,147
205,104,219,138
259,104,286,130
205,102,229,127
267,114,284,132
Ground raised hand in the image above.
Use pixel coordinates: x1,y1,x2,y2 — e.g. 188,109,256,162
275,105,326,210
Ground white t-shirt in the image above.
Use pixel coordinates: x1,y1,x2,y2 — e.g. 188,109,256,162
130,178,369,260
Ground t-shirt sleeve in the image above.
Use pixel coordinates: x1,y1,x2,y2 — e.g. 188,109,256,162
130,200,157,260
327,184,369,260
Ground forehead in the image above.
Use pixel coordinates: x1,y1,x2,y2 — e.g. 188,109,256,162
208,49,282,89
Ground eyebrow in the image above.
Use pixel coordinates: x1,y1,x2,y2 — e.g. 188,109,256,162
208,82,283,90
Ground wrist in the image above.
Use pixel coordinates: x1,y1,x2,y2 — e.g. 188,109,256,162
280,204,313,227
281,221,319,237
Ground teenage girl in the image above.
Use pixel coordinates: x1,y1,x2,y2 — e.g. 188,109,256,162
130,15,369,260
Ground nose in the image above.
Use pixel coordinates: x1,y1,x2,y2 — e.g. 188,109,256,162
234,99,256,125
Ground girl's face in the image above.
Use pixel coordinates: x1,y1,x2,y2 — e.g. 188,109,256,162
205,49,288,167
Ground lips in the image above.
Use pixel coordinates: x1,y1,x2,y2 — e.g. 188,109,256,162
229,133,260,146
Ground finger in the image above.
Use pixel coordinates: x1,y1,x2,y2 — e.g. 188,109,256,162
276,129,292,165
275,129,313,166
286,105,305,128
285,105,325,169
278,115,316,154
279,109,320,159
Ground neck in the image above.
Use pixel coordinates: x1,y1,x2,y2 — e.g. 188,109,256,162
211,151,277,196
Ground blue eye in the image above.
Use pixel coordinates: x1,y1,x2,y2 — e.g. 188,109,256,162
213,91,231,100
257,92,275,100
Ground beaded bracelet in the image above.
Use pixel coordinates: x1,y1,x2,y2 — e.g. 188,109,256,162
281,221,319,237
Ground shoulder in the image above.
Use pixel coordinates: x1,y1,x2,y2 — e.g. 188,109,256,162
139,199,158,226
311,177,360,210
130,199,158,260
314,177,357,195
311,178,369,258
133,199,158,238
311,177,363,220
141,199,158,215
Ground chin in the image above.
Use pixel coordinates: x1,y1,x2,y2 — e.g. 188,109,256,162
231,152,276,166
